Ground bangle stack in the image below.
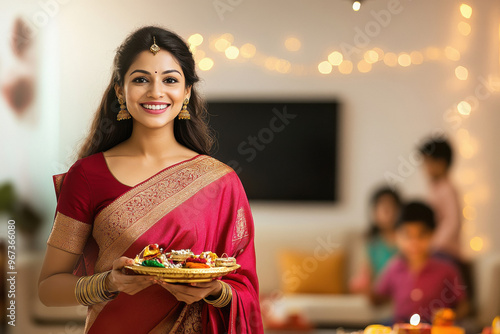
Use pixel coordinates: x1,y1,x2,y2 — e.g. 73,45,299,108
203,280,232,308
75,271,119,306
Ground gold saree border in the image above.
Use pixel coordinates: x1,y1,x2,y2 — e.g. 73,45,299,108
93,156,232,272
47,212,92,255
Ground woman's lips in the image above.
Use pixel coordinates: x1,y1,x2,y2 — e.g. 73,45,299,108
140,102,170,114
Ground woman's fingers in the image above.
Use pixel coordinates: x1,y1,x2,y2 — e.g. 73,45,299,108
112,256,134,270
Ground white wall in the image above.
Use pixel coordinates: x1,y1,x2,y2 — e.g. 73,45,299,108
40,0,500,257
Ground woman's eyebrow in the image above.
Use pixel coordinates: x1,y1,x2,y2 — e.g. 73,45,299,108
129,69,182,76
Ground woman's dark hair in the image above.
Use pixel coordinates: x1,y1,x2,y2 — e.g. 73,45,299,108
395,201,436,231
418,136,453,169
367,186,402,238
77,26,214,159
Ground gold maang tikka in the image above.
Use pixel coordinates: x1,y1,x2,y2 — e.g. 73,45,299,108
150,36,160,55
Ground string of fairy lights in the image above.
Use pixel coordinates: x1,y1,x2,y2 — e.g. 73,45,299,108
187,3,492,254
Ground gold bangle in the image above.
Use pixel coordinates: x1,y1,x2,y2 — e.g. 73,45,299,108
75,271,118,306
203,281,232,308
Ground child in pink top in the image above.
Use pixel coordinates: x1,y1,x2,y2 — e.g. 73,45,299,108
371,202,469,324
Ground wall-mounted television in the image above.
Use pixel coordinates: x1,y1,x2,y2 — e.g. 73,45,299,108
207,100,339,202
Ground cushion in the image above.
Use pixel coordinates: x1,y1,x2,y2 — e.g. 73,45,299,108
278,248,346,294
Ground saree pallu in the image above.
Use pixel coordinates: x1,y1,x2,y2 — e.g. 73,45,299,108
47,154,264,333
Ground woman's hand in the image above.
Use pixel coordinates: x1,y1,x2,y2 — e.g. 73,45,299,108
154,279,223,304
106,257,156,295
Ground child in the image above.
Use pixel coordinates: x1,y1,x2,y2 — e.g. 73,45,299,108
419,137,461,263
371,201,468,324
350,187,401,293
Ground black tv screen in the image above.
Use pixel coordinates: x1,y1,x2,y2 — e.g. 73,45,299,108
207,101,339,202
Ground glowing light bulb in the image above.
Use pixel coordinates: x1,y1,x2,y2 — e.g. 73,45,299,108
398,53,412,67
470,236,483,252
455,66,469,80
460,4,472,19
383,53,398,67
328,51,344,66
318,61,333,74
352,1,361,11
338,60,353,74
410,314,421,326
357,60,372,73
240,43,256,58
225,45,239,59
457,101,472,115
188,33,204,47
198,57,214,71
364,50,379,64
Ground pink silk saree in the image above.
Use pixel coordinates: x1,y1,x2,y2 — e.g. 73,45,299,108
47,154,264,333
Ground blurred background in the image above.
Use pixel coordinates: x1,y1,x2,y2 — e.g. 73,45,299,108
0,0,499,333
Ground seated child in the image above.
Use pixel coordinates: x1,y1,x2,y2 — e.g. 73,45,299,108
371,201,469,324
350,186,401,294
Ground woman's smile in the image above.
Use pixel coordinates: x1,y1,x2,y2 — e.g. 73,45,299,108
140,101,171,114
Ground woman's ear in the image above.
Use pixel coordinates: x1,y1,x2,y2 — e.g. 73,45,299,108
185,85,192,101
114,83,123,99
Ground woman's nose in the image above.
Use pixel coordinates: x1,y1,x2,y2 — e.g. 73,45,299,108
147,79,164,98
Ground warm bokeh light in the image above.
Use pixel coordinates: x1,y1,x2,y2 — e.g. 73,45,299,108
383,53,398,67
338,60,353,74
410,51,424,65
240,43,256,58
455,66,469,80
460,4,472,19
275,59,291,73
318,60,333,74
398,53,412,67
458,22,471,36
364,50,379,64
265,57,279,71
198,57,214,71
188,33,204,47
352,1,361,11
464,192,474,205
457,100,472,115
425,47,441,60
373,47,385,59
470,236,483,252
410,314,421,326
357,60,372,73
224,45,239,59
214,38,231,52
463,205,477,220
328,51,344,66
285,37,301,51
445,46,461,61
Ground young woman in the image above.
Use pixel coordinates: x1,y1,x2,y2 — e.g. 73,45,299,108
38,26,263,334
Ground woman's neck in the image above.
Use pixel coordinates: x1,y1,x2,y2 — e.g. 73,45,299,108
127,121,180,158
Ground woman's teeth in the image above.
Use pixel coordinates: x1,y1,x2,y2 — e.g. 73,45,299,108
142,104,168,110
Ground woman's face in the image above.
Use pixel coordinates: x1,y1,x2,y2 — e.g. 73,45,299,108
116,50,191,129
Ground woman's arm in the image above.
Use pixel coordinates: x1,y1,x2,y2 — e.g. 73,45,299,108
38,245,155,307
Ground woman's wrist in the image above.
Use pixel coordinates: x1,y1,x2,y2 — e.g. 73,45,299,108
105,270,119,293
206,280,223,299
203,280,232,308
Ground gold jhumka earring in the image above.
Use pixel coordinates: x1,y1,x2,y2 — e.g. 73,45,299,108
117,97,131,121
178,98,191,120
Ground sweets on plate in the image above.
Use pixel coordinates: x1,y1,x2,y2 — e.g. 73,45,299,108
133,244,236,269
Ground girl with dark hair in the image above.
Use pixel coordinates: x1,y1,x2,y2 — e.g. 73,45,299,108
350,187,402,294
38,26,263,333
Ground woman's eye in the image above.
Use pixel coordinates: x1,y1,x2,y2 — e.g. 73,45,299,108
132,77,148,83
164,77,178,84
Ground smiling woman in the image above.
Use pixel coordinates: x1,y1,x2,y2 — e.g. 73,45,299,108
37,26,264,334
